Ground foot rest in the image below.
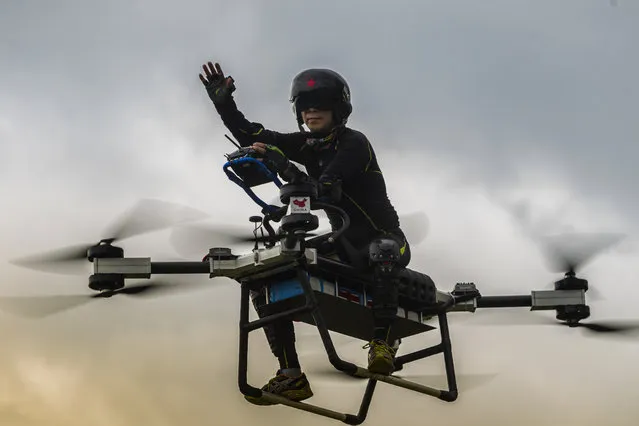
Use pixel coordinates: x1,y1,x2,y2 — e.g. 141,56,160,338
338,366,457,401
258,392,356,423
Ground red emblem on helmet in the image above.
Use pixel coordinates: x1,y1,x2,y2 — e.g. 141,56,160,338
307,78,316,87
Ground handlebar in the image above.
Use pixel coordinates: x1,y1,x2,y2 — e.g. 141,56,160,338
223,156,283,214
261,205,288,246
311,201,350,243
222,147,352,245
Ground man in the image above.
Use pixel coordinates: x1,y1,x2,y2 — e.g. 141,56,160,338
199,61,411,404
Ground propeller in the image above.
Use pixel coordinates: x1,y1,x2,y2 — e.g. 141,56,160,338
257,193,431,246
465,230,638,339
169,210,430,258
169,221,317,257
559,320,639,335
536,232,626,301
0,279,207,318
10,199,209,275
538,232,626,274
469,309,639,341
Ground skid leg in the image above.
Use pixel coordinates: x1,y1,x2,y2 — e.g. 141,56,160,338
438,311,458,400
238,282,260,398
236,270,378,425
359,310,459,402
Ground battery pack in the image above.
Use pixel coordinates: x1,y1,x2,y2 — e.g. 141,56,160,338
267,274,335,303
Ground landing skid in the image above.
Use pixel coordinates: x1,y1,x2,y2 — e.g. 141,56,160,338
237,267,460,425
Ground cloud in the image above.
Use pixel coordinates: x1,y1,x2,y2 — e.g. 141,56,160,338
2,0,639,424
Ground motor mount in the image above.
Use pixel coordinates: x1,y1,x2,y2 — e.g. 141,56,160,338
208,247,237,260
552,271,591,324
556,304,590,324
452,282,481,299
87,241,124,262
86,241,126,291
89,273,125,292
554,272,589,292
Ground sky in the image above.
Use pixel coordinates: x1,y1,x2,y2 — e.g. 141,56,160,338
1,0,639,424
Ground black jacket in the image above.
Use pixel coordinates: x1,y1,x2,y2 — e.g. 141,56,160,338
214,99,402,248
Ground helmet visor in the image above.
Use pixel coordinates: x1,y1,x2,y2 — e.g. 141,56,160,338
295,89,341,112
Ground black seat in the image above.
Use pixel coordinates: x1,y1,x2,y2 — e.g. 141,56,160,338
396,268,439,311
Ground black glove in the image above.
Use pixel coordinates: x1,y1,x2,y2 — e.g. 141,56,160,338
261,144,304,182
261,145,288,171
199,62,236,105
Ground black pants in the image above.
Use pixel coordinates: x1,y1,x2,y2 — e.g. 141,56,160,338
343,227,411,342
251,226,411,370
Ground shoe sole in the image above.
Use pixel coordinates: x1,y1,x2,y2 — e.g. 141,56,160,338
244,389,314,406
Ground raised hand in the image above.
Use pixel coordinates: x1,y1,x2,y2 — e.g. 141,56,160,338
199,61,235,104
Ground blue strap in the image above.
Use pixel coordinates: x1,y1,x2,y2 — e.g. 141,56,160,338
223,157,283,214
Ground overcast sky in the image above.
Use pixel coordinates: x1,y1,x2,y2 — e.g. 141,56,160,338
2,0,639,425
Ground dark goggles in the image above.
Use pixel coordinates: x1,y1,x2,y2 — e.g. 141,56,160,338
295,91,340,112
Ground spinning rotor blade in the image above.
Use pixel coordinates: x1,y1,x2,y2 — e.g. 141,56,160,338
539,232,625,273
0,294,98,318
169,221,323,257
558,320,639,336
100,198,209,242
0,279,208,319
10,244,98,275
469,310,639,341
170,223,269,256
263,197,431,246
528,231,625,302
10,199,209,275
168,206,430,259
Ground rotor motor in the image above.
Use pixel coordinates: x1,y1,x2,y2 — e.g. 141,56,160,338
87,241,126,291
553,272,591,324
555,304,590,324
553,272,589,292
87,240,124,262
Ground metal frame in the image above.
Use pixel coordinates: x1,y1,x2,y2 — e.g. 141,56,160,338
237,266,461,424
92,244,588,424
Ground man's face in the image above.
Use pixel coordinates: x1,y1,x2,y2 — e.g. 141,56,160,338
301,108,333,132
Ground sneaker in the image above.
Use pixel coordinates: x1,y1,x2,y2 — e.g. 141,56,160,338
244,370,313,406
364,339,397,375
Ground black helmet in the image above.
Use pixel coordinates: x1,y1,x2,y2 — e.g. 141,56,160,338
289,68,352,131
